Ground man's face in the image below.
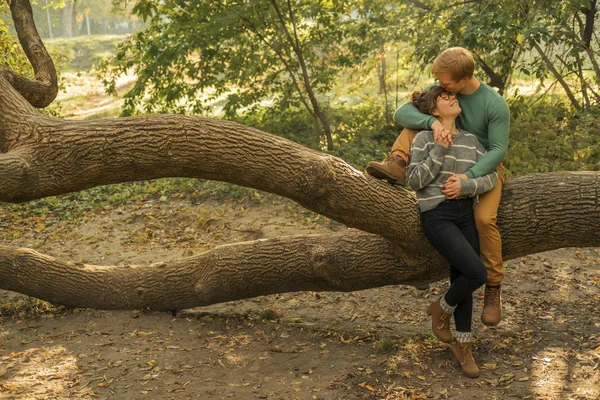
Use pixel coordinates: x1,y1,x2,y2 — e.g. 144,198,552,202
435,72,468,94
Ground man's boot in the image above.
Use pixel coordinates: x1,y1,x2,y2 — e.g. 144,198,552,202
366,154,406,185
481,285,502,326
448,341,480,378
426,300,453,343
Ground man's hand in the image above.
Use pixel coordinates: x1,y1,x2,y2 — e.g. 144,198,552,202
431,120,453,145
441,174,467,199
447,174,468,181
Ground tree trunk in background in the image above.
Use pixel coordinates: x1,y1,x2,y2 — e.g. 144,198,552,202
59,0,73,37
533,42,582,110
45,0,53,38
378,49,391,124
86,15,91,35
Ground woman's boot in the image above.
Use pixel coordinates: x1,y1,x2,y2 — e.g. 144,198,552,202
449,340,479,378
426,299,453,343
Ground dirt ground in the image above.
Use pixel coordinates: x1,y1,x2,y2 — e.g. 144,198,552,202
1,192,599,400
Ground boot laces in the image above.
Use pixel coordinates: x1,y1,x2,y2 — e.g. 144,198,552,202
459,343,475,365
437,311,451,330
485,287,501,308
386,154,406,165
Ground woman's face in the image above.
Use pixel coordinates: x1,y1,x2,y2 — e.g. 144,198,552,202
433,91,461,119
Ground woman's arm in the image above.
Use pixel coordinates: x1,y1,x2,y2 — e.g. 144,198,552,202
459,171,498,197
407,132,450,190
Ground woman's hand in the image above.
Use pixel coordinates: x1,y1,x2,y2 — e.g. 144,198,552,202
442,175,467,199
431,120,453,146
434,130,452,148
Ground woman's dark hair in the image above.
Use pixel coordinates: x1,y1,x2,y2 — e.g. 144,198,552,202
411,86,448,115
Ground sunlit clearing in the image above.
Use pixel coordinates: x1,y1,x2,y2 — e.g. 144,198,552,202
531,347,568,396
0,345,85,398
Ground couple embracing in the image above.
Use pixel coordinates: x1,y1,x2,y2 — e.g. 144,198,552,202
367,47,509,378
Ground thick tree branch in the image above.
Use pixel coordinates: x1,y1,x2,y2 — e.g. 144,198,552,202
0,68,599,259
4,0,58,108
1,169,599,311
0,232,447,310
473,53,505,94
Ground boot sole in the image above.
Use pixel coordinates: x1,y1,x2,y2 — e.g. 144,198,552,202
481,316,501,327
366,166,401,185
461,369,480,378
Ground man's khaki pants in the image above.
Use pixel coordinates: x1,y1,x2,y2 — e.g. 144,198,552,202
392,128,505,286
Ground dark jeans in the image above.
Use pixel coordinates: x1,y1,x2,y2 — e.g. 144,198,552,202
421,198,487,332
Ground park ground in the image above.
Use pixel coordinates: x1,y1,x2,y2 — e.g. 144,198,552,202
0,191,599,400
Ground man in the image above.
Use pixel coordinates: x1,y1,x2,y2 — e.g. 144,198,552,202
367,47,509,326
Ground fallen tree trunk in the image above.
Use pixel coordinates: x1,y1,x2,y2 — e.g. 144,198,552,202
0,0,599,310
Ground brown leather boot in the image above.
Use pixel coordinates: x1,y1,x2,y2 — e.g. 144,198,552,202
426,300,453,343
366,154,406,185
449,340,480,378
481,285,502,326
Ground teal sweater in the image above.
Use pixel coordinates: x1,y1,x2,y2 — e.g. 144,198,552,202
394,81,509,179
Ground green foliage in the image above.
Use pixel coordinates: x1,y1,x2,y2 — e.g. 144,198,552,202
397,0,600,108
0,297,64,319
1,178,261,224
506,99,600,175
233,98,398,168
397,0,527,92
45,35,127,72
97,0,394,148
0,4,32,76
326,99,399,168
373,336,397,354
233,105,320,150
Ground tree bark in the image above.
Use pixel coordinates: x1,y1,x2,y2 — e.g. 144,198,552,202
1,0,599,310
582,0,597,50
0,232,450,310
4,0,58,108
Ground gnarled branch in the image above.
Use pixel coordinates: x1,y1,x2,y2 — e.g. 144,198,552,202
3,0,58,108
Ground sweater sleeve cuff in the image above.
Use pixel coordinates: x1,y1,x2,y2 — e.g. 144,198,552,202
460,180,475,196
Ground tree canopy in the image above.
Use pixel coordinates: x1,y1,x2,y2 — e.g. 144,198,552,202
99,0,397,150
399,0,600,109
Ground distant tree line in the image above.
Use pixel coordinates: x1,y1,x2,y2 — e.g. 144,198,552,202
23,0,142,38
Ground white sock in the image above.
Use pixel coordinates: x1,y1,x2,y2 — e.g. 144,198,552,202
455,331,472,343
440,296,456,314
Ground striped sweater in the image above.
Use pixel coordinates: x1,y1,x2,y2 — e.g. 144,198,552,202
408,129,498,212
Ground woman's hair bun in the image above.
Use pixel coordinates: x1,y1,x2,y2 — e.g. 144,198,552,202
411,91,423,105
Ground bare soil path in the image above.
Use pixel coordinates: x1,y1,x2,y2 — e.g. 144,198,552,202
1,193,599,399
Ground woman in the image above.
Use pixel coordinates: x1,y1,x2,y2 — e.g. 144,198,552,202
407,86,498,378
